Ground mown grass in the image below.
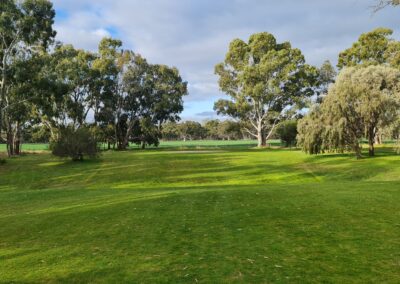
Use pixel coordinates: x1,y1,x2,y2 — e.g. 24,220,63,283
0,139,282,152
0,144,399,283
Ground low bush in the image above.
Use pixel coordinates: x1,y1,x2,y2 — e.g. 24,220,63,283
50,127,99,161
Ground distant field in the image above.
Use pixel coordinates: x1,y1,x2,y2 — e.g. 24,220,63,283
0,140,282,152
1,139,395,153
1,144,400,282
0,143,49,152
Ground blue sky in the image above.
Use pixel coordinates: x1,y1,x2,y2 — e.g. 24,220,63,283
52,0,399,121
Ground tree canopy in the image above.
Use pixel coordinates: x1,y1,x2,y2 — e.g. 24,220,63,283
214,32,318,147
338,28,400,69
298,65,400,158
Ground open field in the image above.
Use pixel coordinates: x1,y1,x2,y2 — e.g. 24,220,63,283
1,144,400,282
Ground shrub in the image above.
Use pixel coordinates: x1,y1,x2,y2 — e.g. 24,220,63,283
50,127,99,161
277,120,298,147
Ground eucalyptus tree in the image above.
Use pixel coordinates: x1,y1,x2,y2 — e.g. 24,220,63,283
317,60,336,102
214,32,318,147
338,28,400,69
121,59,187,149
3,52,47,156
0,0,56,154
179,121,205,141
34,44,99,140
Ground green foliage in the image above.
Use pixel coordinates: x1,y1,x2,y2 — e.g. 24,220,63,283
276,120,298,147
297,106,325,154
317,60,336,102
338,28,400,69
204,120,220,140
298,65,400,158
0,0,56,156
131,118,161,149
179,121,206,140
214,32,318,147
50,126,99,161
161,122,181,140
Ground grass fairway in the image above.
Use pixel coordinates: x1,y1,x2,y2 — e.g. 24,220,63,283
0,145,400,283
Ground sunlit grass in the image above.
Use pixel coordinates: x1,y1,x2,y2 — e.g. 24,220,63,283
0,144,399,282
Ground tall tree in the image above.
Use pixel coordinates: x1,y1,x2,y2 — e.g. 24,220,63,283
214,32,318,147
337,28,400,69
119,54,187,149
34,44,99,140
317,60,336,102
298,66,400,158
0,0,56,155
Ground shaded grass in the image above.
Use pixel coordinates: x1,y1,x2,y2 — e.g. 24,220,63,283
0,145,400,283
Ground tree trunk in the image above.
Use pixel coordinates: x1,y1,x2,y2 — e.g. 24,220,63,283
368,127,375,157
141,141,146,149
354,143,362,160
14,121,21,155
256,121,266,147
6,130,13,157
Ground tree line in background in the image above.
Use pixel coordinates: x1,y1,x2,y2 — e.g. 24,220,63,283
1,0,400,161
0,0,187,160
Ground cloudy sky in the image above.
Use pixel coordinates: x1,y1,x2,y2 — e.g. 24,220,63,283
52,0,399,121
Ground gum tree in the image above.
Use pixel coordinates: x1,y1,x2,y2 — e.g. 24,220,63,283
214,32,318,147
0,0,56,155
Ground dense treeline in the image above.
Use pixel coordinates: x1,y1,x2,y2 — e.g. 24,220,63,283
162,120,244,141
1,1,400,161
0,0,187,159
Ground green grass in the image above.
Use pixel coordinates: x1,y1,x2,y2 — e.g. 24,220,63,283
0,144,400,283
0,143,49,152
0,139,282,153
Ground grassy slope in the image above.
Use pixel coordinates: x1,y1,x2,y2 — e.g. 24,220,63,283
0,145,400,283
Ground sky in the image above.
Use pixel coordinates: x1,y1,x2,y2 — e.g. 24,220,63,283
52,0,399,121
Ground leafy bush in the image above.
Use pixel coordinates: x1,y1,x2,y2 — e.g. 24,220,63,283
276,120,298,147
50,127,99,161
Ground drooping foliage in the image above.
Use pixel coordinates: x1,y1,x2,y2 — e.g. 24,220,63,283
298,66,400,158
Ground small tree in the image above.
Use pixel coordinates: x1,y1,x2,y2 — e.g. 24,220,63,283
131,118,161,149
161,122,181,141
297,106,325,154
179,121,205,141
50,126,99,161
204,120,221,140
276,120,298,147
